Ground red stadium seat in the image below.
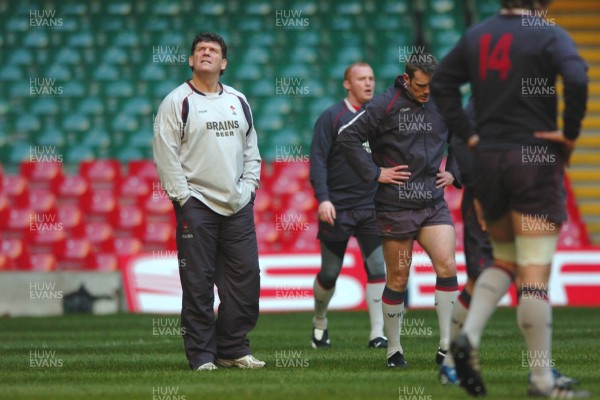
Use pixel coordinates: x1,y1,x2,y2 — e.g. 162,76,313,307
29,188,57,214
141,221,175,251
79,159,122,190
144,191,173,222
84,221,114,253
2,174,29,205
56,174,89,205
113,237,143,256
81,189,117,222
445,186,463,212
30,227,66,255
114,204,144,236
287,189,316,212
26,254,58,271
4,208,33,239
127,160,159,184
57,237,93,270
118,175,151,205
0,238,27,270
56,204,85,236
0,195,8,228
92,253,118,271
20,161,63,189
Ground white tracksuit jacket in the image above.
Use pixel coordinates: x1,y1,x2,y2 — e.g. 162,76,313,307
153,81,261,216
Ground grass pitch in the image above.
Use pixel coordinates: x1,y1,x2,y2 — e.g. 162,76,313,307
1,307,598,400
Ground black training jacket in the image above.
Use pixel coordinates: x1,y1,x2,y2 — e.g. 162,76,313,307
431,13,588,149
309,99,377,211
337,77,461,211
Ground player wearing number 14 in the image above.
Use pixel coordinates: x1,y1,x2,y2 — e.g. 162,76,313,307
431,0,588,398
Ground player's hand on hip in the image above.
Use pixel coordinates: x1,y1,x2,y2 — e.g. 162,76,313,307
466,134,480,150
436,170,454,188
318,201,336,226
378,165,411,185
473,198,488,232
534,130,575,167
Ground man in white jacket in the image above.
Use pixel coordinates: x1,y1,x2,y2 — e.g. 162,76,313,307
153,32,263,371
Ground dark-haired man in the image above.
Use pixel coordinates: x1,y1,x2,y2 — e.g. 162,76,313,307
431,0,588,396
153,32,264,371
338,54,461,369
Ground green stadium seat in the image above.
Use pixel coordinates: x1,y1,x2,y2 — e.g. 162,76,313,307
246,79,275,97
64,145,96,165
112,113,139,132
107,2,132,15
123,97,152,115
475,0,499,19
114,32,140,47
81,128,111,149
68,31,94,47
94,64,119,81
288,46,319,64
6,143,33,165
8,48,34,65
153,32,186,47
336,0,362,14
37,126,65,147
103,46,128,64
96,16,126,31
9,81,30,98
377,0,412,14
5,17,29,32
46,63,72,81
61,81,86,97
0,99,9,116
61,3,87,15
153,80,180,98
199,2,225,15
142,16,171,32
54,48,81,64
59,17,79,32
0,65,23,80
238,16,266,32
16,115,41,133
105,81,134,97
256,113,284,132
116,146,145,163
140,64,167,81
152,1,182,15
23,30,49,47
31,98,60,115
78,97,105,115
245,0,271,15
63,114,91,132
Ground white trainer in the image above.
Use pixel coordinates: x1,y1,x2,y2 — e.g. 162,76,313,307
215,355,265,369
196,362,217,371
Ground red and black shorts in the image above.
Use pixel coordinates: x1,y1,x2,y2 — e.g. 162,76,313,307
375,200,453,239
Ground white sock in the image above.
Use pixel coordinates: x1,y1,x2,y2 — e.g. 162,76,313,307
313,278,334,330
366,281,385,340
435,276,458,352
383,301,404,358
518,290,553,393
443,295,469,368
463,267,512,348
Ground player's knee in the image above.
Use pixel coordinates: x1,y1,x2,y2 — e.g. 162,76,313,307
316,271,338,289
386,274,408,291
364,249,386,278
433,254,456,277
